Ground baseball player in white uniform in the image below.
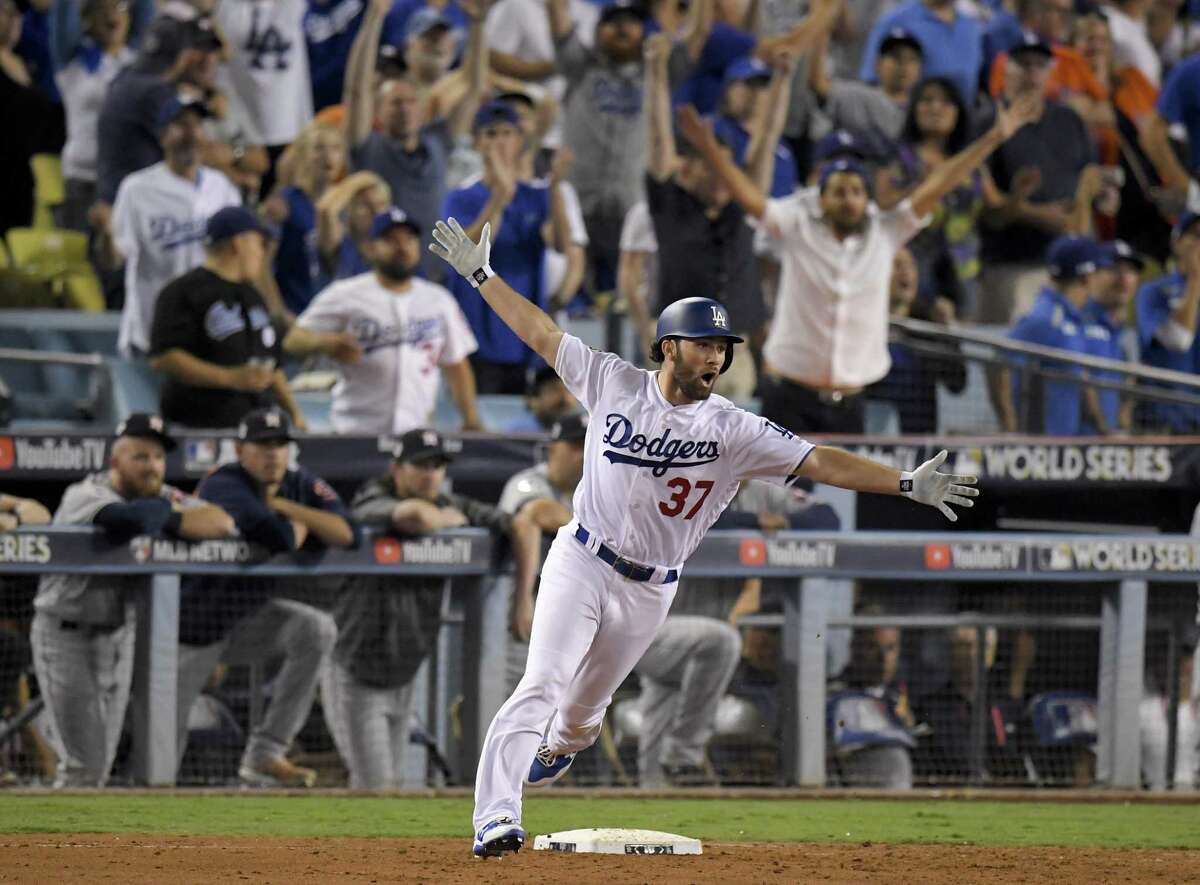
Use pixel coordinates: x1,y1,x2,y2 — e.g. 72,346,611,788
111,98,241,357
428,218,979,858
216,0,314,148
286,207,483,434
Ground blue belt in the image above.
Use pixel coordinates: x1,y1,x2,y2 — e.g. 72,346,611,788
574,524,678,584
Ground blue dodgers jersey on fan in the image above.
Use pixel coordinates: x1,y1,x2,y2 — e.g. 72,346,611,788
274,186,330,315
1008,287,1088,435
669,23,757,114
304,0,406,110
1158,54,1200,174
1080,300,1124,433
443,180,549,365
1136,272,1200,431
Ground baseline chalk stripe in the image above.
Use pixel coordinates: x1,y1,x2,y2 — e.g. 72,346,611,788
532,828,702,855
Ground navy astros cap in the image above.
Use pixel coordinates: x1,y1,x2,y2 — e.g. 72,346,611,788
369,207,421,240
205,207,278,246
550,413,589,443
392,428,459,464
1010,31,1054,60
238,408,295,443
116,412,177,452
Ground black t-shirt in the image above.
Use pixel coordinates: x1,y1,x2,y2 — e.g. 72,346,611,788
95,67,175,205
981,101,1096,264
149,266,282,428
644,174,765,334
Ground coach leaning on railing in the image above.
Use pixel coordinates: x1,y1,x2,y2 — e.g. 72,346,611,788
26,413,236,789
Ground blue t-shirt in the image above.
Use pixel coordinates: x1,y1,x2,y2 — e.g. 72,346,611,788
305,0,407,110
274,186,329,315
442,179,548,365
1008,287,1088,435
981,9,1022,73
671,23,757,115
1158,54,1200,176
1080,300,1125,434
713,114,797,198
334,234,371,280
1135,271,1200,431
859,1,983,104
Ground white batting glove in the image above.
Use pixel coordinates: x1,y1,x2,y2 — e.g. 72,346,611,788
900,450,979,522
429,217,493,288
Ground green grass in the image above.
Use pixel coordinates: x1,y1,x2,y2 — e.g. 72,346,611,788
0,796,1196,849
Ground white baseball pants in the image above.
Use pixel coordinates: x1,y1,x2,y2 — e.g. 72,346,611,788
472,524,676,830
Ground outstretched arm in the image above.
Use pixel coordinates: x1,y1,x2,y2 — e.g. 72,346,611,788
677,104,768,219
797,448,978,522
909,95,1041,218
429,219,564,365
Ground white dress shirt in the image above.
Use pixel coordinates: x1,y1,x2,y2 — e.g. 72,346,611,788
760,187,927,389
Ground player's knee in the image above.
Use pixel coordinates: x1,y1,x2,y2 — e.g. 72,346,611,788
712,621,742,666
299,608,338,652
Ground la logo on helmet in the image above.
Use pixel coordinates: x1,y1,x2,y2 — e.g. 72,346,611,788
711,306,727,329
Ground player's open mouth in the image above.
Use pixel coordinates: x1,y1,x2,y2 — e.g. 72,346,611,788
701,372,716,385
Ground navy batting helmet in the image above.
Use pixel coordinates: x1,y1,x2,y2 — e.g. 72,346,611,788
651,297,743,374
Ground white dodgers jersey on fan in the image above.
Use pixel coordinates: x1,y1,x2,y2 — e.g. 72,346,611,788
217,0,313,145
296,273,478,435
112,163,241,356
555,334,815,569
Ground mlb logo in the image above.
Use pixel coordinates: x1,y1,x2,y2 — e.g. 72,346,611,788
186,439,217,467
130,537,153,564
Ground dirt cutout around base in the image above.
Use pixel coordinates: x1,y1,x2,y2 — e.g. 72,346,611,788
1,835,1199,884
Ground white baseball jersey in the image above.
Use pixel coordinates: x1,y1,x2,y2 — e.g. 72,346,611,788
297,273,478,434
217,0,314,145
112,163,242,356
555,334,814,569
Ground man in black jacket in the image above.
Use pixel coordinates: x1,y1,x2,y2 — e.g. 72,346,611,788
175,407,357,787
323,427,540,788
30,414,235,787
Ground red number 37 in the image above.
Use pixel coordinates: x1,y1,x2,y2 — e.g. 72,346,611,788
658,478,714,520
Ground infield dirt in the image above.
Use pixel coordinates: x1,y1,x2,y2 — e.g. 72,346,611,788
1,835,1198,883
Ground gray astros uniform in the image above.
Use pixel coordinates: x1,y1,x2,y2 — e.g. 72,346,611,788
31,473,199,787
496,462,741,787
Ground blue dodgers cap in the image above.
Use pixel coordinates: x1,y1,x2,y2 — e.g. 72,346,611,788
1046,235,1110,278
599,0,646,25
405,6,454,40
879,27,923,57
812,128,869,163
157,96,212,130
368,206,421,240
1173,210,1200,240
818,158,870,192
1106,238,1146,269
722,56,771,89
472,99,521,132
205,207,278,246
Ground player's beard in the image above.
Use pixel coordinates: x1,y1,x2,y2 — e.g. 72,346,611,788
671,364,717,402
376,259,414,283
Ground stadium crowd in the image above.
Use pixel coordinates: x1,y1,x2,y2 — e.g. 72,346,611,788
0,0,1199,792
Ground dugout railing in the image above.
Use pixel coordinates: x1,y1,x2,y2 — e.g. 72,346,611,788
2,526,1195,789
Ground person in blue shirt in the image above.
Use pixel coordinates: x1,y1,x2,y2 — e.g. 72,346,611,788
995,236,1113,435
304,0,410,111
265,122,345,316
1143,53,1200,214
442,101,556,394
711,55,798,199
1080,240,1143,434
1135,212,1200,432
859,0,983,106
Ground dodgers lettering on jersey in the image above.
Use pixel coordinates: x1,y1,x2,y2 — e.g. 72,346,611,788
555,334,814,568
296,273,477,434
111,163,241,356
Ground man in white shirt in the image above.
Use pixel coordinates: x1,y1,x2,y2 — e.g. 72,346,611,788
111,97,242,357
1103,0,1161,86
285,207,483,434
216,0,314,150
484,0,599,103
677,96,1041,433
